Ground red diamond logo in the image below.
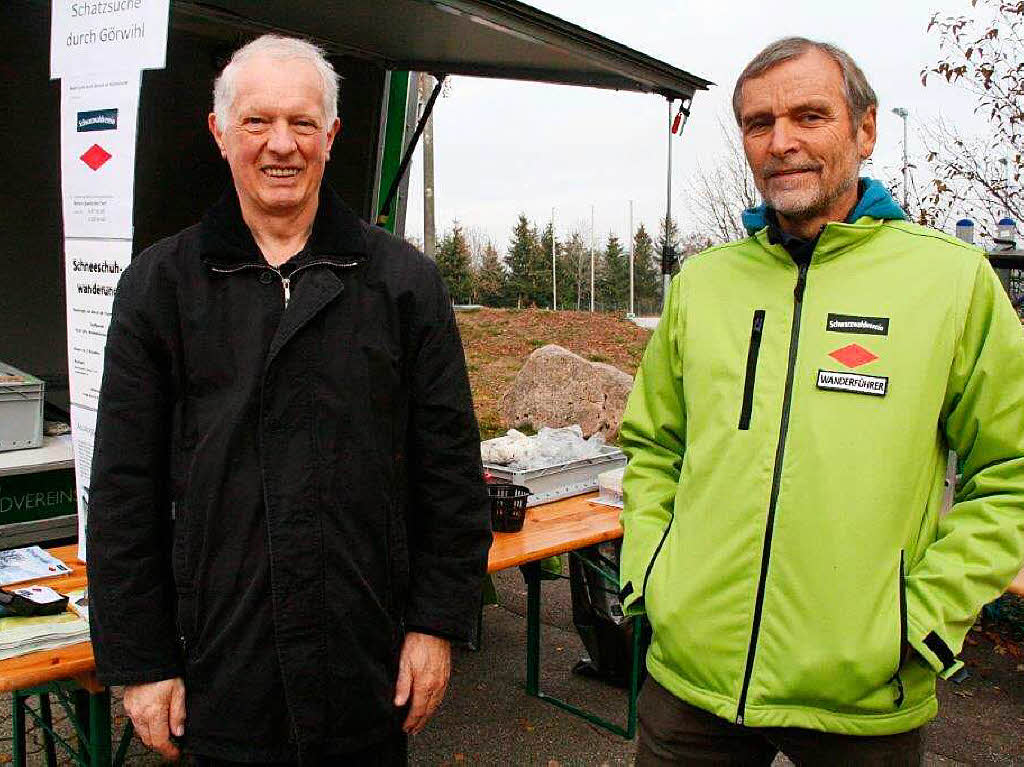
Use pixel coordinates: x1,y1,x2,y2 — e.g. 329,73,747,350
80,143,112,171
828,343,878,368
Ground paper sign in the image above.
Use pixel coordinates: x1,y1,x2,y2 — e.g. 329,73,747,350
63,238,132,410
60,73,140,239
50,0,170,79
70,405,98,561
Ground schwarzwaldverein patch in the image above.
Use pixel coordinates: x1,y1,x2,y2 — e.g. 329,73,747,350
826,313,889,336
817,369,888,397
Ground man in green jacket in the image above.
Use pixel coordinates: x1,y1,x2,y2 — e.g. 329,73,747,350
619,36,1024,765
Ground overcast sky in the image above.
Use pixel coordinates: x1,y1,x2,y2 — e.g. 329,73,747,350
399,0,984,252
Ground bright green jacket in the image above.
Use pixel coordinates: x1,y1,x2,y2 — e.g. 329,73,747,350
619,182,1024,735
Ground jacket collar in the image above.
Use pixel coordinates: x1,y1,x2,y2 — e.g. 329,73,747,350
741,177,905,237
199,185,368,270
741,178,906,265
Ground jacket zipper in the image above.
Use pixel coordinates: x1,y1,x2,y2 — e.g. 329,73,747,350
640,516,674,602
738,310,766,430
211,259,359,310
890,550,907,707
278,270,291,307
735,259,809,725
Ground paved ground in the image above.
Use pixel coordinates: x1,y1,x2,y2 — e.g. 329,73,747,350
2,571,1022,765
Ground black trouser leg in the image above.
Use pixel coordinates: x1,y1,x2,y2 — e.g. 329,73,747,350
636,678,777,766
636,677,922,767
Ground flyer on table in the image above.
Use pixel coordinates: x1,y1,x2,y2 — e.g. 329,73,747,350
60,72,140,239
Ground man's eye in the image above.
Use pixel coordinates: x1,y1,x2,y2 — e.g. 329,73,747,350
242,117,266,126
800,113,825,124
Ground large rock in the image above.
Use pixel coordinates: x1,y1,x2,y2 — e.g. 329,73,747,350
501,344,634,441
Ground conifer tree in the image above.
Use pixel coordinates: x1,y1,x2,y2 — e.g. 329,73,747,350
633,223,661,314
597,233,629,311
505,213,540,308
475,241,507,307
534,221,557,308
436,222,473,304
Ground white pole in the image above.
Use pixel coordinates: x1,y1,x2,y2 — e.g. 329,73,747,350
551,207,557,311
663,100,674,305
590,204,595,312
628,200,635,317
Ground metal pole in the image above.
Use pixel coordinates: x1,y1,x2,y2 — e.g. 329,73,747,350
663,99,674,305
892,107,909,210
999,157,1011,218
902,114,908,210
551,207,557,311
590,204,595,312
421,73,437,259
628,200,635,317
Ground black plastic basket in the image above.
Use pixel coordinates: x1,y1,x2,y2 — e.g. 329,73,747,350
487,483,531,533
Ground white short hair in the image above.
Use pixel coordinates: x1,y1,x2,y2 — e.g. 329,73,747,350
213,34,340,129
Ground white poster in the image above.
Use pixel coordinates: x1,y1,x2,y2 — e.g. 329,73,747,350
50,0,170,79
70,405,97,561
63,238,132,411
60,73,141,239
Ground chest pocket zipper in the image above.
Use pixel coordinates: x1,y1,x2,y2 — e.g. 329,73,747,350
738,310,766,430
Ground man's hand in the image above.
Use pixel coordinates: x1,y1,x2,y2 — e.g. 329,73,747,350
123,677,186,760
393,632,451,734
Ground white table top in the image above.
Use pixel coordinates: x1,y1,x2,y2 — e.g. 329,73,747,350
0,435,74,477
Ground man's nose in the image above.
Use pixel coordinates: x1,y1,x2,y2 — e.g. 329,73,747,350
767,119,799,156
266,120,297,155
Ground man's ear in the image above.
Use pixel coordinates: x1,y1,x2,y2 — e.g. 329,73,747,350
208,113,228,159
857,105,877,161
325,117,341,160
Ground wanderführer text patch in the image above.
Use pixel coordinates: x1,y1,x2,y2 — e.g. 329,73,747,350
817,369,888,397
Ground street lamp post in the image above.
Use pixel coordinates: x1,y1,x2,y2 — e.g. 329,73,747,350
892,107,909,210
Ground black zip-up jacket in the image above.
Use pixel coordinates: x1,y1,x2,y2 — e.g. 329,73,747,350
87,187,491,762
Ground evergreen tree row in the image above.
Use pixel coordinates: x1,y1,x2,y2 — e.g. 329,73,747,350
432,213,702,314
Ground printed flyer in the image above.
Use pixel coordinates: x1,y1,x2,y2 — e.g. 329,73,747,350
60,72,140,239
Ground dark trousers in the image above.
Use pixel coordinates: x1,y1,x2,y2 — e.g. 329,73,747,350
637,677,922,767
192,734,408,767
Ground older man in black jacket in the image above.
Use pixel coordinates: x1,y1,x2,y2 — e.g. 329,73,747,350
87,34,491,765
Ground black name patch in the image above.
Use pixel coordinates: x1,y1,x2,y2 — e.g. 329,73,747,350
817,369,888,397
826,313,889,336
77,108,118,132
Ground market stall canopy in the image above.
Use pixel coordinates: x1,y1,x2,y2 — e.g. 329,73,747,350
173,0,713,101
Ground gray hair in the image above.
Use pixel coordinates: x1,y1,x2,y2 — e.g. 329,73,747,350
732,37,877,127
213,34,340,129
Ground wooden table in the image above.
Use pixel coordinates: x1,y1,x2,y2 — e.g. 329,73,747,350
487,492,622,573
0,545,95,695
1,545,131,767
486,493,639,739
